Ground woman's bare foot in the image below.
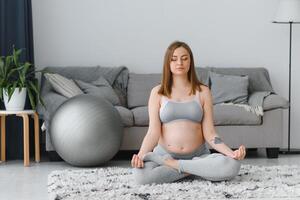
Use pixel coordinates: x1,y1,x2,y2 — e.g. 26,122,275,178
164,158,190,175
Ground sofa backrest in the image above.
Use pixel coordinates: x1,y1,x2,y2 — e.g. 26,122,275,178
127,73,161,109
40,66,273,109
127,67,274,108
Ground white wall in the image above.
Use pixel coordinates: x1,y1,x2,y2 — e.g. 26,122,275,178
32,0,300,148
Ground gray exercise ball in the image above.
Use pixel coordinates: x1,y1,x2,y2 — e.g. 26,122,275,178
50,94,123,167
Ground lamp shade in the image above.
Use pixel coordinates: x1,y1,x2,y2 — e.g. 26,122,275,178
274,0,300,23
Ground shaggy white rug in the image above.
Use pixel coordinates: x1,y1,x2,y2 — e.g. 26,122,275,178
48,165,300,200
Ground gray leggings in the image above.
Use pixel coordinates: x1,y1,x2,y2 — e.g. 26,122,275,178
133,143,241,185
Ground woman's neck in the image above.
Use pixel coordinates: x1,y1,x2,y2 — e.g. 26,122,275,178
172,76,190,90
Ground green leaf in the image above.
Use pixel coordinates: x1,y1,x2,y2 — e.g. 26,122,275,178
6,68,18,79
0,57,5,81
12,47,23,66
0,88,3,100
29,80,46,109
20,63,31,85
7,83,17,102
22,62,31,74
15,48,23,56
29,81,38,94
5,56,12,75
39,96,46,109
0,57,4,69
27,87,36,110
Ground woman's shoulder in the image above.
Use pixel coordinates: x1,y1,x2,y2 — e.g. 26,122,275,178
198,84,212,100
150,84,163,99
149,85,163,105
152,84,161,91
151,84,161,94
199,84,210,93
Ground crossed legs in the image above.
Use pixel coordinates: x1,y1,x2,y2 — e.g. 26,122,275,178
133,146,241,184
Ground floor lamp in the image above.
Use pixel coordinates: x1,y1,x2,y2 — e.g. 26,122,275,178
273,0,300,154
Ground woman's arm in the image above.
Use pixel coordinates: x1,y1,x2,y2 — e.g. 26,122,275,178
137,86,162,158
201,86,243,158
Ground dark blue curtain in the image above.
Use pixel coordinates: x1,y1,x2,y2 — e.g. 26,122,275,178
0,0,35,159
0,0,34,61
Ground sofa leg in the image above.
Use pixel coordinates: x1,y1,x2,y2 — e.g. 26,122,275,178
266,148,279,158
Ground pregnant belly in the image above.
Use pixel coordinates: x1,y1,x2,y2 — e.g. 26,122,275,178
159,121,204,154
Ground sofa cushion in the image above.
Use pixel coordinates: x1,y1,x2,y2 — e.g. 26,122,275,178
263,94,289,111
209,67,273,93
209,71,249,104
213,104,261,125
114,106,134,127
127,73,161,108
131,105,261,126
75,77,121,106
44,73,84,98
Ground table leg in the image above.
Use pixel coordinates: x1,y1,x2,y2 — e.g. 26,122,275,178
1,115,6,161
18,114,30,167
33,112,40,162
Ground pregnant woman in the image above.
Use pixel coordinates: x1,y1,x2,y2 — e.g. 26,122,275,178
131,41,246,184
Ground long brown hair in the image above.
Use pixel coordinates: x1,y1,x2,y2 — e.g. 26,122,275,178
158,41,202,98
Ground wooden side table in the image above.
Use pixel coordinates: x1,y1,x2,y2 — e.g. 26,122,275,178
0,110,40,167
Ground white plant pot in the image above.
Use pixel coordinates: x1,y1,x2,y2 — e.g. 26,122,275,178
3,88,27,111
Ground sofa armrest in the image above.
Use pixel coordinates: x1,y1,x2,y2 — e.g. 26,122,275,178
37,91,68,121
263,94,289,111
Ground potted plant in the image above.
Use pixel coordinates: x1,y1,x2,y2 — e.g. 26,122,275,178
0,46,45,111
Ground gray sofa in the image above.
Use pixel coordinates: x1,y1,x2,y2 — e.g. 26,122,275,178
37,66,289,159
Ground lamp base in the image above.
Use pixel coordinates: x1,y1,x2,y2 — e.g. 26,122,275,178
279,148,300,154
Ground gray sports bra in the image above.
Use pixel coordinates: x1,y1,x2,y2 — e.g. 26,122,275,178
159,90,203,124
